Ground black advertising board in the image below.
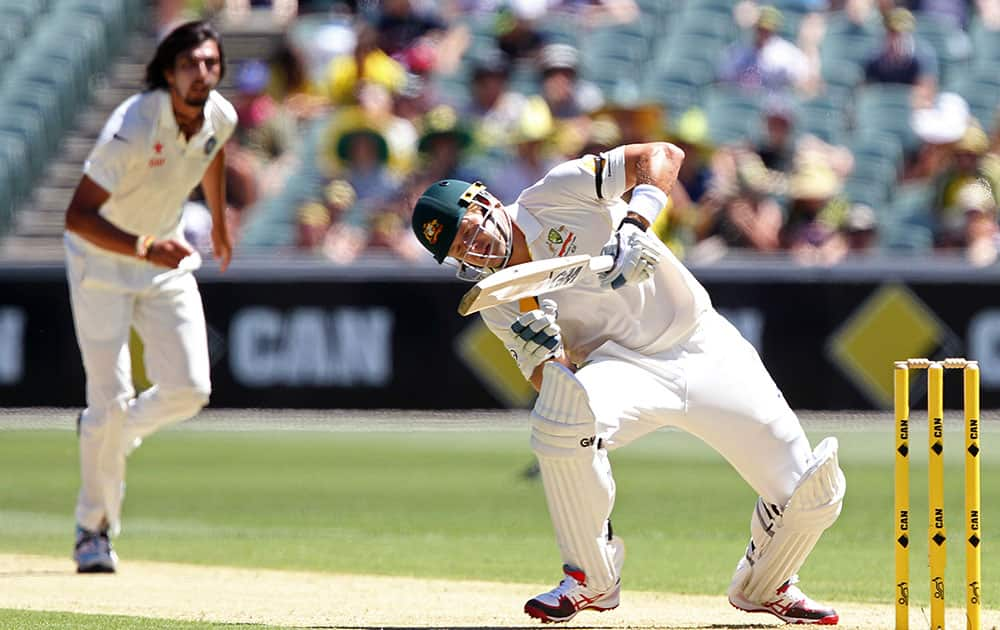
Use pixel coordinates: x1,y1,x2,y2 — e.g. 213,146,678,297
2,258,999,410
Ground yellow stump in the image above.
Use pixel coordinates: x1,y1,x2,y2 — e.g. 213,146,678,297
894,362,911,630
965,363,981,630
928,363,946,630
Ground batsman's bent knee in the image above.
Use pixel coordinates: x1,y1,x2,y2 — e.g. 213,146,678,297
738,437,846,602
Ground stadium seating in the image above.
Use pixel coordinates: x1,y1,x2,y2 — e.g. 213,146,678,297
0,131,30,229
704,85,763,144
4,2,1000,254
970,16,1000,72
641,75,703,119
879,182,938,250
796,95,849,143
0,0,143,234
955,71,1000,133
852,83,918,149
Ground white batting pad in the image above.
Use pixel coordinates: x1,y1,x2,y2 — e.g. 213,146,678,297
738,437,846,602
530,363,619,592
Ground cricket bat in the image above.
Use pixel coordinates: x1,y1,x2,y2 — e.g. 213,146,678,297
457,254,614,316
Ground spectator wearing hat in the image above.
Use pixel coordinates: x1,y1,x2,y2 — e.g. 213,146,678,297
316,110,413,263
593,78,664,145
905,92,971,183
537,43,605,120
325,23,408,106
484,96,559,204
547,0,639,26
667,108,716,204
718,5,817,94
374,0,468,75
863,8,938,106
652,108,717,257
374,0,446,58
693,149,786,254
839,202,880,254
535,42,604,156
932,121,1000,244
320,107,401,215
233,59,298,164
392,71,436,127
266,36,328,122
753,96,798,173
778,199,879,266
780,159,851,264
578,115,623,156
953,180,1000,266
293,178,357,254
459,48,529,151
351,79,419,175
416,105,478,182
494,1,549,62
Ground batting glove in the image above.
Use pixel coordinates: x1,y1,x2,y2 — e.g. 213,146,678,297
598,220,662,289
501,299,562,378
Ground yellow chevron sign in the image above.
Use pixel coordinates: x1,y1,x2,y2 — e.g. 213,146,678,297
455,320,536,408
828,284,947,407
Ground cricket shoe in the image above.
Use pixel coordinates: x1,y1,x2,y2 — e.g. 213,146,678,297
74,525,118,574
524,536,624,623
728,571,838,625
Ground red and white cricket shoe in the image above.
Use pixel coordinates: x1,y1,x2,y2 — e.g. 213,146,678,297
524,565,620,623
524,536,624,623
729,574,839,625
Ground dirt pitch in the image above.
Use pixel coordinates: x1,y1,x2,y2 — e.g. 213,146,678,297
2,553,997,629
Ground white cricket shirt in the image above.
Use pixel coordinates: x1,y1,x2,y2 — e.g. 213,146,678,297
82,89,237,241
481,146,713,367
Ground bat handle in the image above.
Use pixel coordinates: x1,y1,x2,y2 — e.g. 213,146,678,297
591,254,616,273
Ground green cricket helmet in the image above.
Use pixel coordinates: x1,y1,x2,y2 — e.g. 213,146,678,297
412,179,470,263
411,179,513,280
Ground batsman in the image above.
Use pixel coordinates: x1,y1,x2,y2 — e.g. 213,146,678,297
410,141,846,624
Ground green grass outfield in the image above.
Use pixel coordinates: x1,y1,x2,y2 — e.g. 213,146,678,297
0,608,271,630
0,410,996,628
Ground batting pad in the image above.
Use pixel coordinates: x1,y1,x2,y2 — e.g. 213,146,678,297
740,437,846,602
531,363,619,592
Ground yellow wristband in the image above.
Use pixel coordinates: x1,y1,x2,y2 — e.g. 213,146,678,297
135,235,154,259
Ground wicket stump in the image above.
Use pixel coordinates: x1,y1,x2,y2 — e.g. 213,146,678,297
894,358,981,630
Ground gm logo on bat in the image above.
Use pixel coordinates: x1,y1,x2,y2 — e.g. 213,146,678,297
545,264,584,289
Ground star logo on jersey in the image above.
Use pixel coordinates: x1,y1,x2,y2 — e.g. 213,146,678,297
149,141,166,167
422,219,443,245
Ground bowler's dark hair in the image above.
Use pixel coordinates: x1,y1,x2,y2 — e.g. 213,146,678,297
145,21,226,91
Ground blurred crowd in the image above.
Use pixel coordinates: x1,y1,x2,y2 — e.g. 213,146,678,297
162,0,1000,267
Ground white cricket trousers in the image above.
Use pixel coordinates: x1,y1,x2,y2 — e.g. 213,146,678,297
582,309,813,504
66,246,211,535
531,309,815,591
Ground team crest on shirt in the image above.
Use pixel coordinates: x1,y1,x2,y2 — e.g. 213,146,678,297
205,136,217,155
423,219,443,245
148,140,166,167
546,225,577,257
